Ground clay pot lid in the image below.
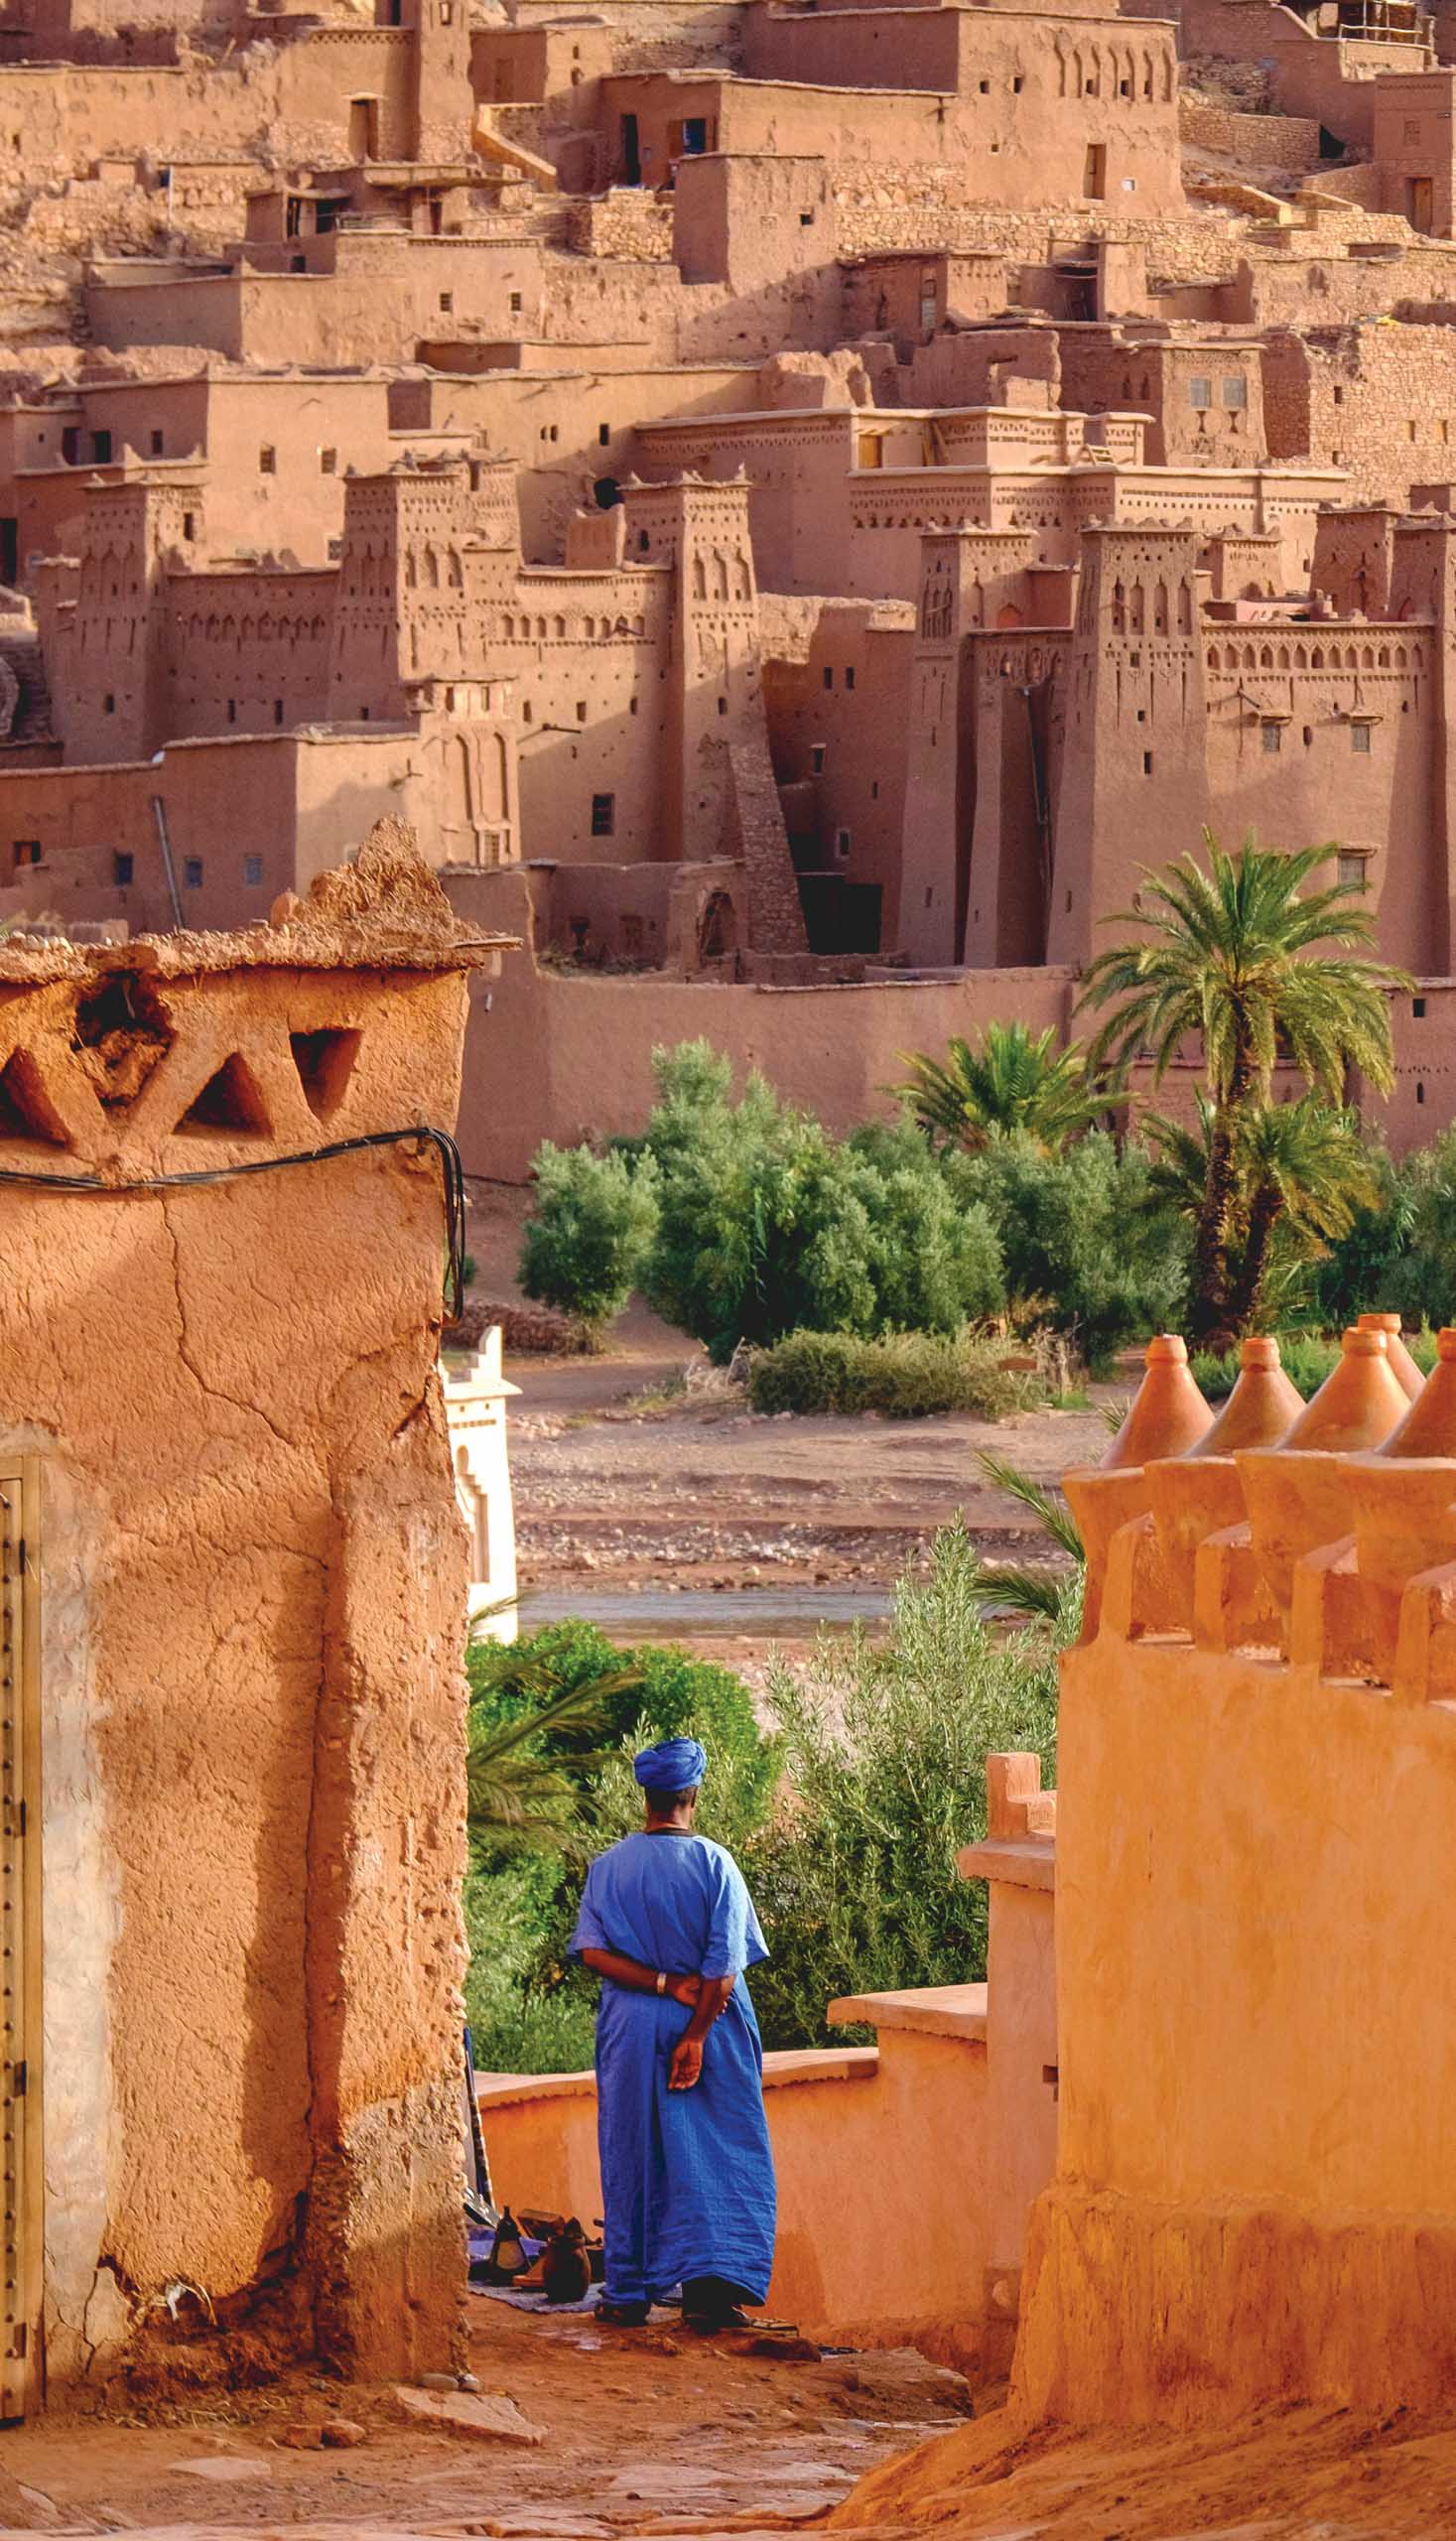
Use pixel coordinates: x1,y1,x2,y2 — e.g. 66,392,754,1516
1190,1334,1305,1456
1101,1333,1213,1469
1357,1310,1424,1403
1280,1325,1408,1453
1379,1325,1456,1457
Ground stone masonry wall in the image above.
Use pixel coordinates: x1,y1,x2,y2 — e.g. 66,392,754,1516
1179,94,1326,171
1262,319,1456,498
564,190,675,259
831,174,1241,284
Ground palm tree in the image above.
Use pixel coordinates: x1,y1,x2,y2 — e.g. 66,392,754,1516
1079,835,1408,1346
896,1020,1109,1155
465,1649,643,1858
1143,1092,1381,1332
1227,1098,1383,1331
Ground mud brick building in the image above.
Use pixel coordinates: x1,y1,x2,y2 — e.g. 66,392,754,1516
1,0,1456,1169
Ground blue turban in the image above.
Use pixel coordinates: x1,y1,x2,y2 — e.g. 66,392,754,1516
633,1737,708,1794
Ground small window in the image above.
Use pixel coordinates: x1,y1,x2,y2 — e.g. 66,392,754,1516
274,699,284,725
717,695,727,715
1337,849,1369,888
576,701,587,724
226,699,236,725
509,292,523,314
1408,420,1418,443
978,75,990,92
810,742,827,773
1221,375,1248,409
150,429,164,456
1405,116,1421,141
11,840,39,868
439,292,454,315
259,445,276,473
598,422,610,445
1261,722,1281,753
799,209,814,226
1333,385,1344,407
1417,1080,1426,1105
1351,724,1372,753
184,856,202,887
835,828,852,860
591,791,615,837
822,666,833,689
112,851,133,885
1142,750,1154,774
61,426,79,465
103,693,115,714
183,511,197,541
1189,376,1212,410
243,854,264,885
1303,725,1313,747
846,665,856,690
328,536,342,561
91,431,111,464
1414,995,1428,1018
320,448,336,474
1013,72,1023,90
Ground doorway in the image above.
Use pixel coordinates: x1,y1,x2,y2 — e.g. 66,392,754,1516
348,95,380,161
1410,175,1434,232
620,113,641,184
0,1457,40,2422
1083,142,1107,201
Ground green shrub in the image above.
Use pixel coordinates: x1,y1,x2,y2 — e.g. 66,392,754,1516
519,1142,659,1337
463,1624,780,2073
742,1524,1063,2050
952,1130,1187,1371
746,1327,1028,1418
1190,1327,1438,1403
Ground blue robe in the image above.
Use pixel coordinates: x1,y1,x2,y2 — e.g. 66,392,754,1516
569,1829,777,2306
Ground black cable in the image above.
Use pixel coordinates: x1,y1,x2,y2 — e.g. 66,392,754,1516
0,1125,469,1319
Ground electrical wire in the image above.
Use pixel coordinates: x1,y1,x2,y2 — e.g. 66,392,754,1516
0,1125,469,1319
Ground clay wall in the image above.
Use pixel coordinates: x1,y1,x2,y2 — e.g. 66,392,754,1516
163,567,334,736
843,251,1013,342
1372,69,1456,233
389,359,755,559
760,593,913,932
1056,331,1266,465
1200,629,1437,973
0,726,423,933
1016,1359,1456,2419
600,28,1182,212
445,861,1075,1173
0,831,497,2395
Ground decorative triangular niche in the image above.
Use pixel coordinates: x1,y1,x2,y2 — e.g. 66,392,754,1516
290,1027,361,1122
0,1046,72,1147
176,1051,272,1137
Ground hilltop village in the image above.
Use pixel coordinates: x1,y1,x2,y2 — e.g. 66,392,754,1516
0,0,1455,1165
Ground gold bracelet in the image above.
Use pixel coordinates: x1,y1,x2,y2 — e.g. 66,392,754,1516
656,1969,667,1995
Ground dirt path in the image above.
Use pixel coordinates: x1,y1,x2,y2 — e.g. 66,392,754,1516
0,2300,973,2535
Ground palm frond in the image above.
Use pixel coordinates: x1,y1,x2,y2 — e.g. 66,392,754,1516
975,1562,1071,1623
977,1450,1084,1561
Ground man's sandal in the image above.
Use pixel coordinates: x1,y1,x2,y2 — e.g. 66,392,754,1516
596,2297,651,2327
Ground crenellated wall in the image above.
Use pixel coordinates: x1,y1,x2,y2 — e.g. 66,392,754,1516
1017,1328,1456,2424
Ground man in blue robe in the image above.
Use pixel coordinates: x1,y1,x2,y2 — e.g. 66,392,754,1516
570,1737,777,2330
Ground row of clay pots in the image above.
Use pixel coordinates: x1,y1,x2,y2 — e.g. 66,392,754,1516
1066,1316,1456,1647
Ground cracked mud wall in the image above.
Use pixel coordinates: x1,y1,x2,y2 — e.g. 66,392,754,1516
0,883,485,2393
